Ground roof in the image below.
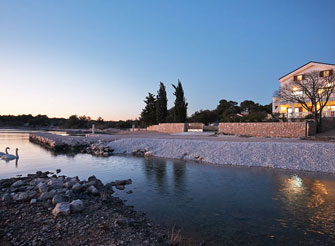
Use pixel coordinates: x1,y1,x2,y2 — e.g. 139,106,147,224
278,61,335,81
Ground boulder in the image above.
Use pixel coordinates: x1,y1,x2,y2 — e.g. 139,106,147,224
52,194,66,205
87,185,99,195
72,183,83,192
47,179,63,189
144,151,154,157
13,192,29,201
39,190,56,200
37,182,48,193
114,179,132,186
70,199,84,213
52,202,71,217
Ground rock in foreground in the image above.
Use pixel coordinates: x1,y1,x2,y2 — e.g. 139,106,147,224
0,171,169,246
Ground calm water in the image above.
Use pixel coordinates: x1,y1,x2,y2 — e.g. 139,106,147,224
1,131,335,245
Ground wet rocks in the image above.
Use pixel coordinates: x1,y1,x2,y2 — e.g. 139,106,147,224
107,179,132,190
0,171,170,246
84,143,114,157
52,202,71,217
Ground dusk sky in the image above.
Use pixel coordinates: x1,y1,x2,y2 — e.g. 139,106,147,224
1,0,334,120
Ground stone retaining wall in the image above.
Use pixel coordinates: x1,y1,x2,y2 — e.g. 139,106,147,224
218,122,313,138
147,123,187,134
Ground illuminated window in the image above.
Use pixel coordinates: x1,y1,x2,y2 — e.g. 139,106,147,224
320,70,333,77
294,75,304,81
292,90,303,96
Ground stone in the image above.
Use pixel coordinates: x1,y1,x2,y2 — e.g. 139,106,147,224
39,190,56,200
52,194,66,205
114,179,132,186
87,185,99,195
56,169,61,174
52,202,71,217
13,192,29,201
37,182,48,193
1,193,11,201
116,185,125,190
47,179,63,189
126,190,133,194
70,199,84,213
65,190,73,197
72,183,83,192
30,198,37,204
28,190,37,199
105,182,114,193
11,180,24,188
144,151,154,157
63,181,75,189
87,176,104,190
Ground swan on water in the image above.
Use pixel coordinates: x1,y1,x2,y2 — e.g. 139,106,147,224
0,147,10,157
1,148,19,161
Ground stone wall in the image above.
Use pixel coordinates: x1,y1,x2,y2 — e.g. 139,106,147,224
147,123,187,134
218,122,313,138
321,119,335,132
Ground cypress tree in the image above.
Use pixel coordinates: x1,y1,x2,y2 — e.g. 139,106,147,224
172,80,188,122
156,82,168,123
140,93,157,126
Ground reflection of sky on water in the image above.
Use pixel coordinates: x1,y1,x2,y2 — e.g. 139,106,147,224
1,131,335,245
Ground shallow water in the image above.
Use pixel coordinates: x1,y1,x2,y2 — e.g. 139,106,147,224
1,130,335,245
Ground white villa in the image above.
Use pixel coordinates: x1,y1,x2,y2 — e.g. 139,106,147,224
273,61,335,118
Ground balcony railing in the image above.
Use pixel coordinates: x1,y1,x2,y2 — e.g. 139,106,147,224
283,111,335,119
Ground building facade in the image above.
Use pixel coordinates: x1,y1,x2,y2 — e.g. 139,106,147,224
273,61,335,118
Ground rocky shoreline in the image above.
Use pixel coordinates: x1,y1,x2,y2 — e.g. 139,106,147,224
0,171,170,246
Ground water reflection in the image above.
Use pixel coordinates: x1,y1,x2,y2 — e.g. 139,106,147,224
2,131,335,245
143,158,168,192
173,161,186,189
277,174,335,243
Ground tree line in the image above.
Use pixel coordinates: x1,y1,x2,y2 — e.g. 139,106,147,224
0,114,137,129
139,81,272,126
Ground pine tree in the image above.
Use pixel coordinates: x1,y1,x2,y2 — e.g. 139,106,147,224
140,93,157,126
156,82,168,123
172,80,188,122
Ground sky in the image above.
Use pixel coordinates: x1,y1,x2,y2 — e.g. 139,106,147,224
0,0,334,121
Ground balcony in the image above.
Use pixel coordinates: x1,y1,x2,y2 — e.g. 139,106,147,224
282,111,335,119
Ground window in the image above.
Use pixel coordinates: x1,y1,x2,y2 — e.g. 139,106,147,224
293,74,304,81
320,70,334,77
292,91,303,96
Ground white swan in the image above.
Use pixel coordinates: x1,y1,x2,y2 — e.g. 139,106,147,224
0,147,10,157
1,148,19,161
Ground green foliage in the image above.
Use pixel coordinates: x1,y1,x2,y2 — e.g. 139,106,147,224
172,80,188,123
240,111,268,122
140,93,157,126
215,99,240,122
156,82,168,123
188,110,217,124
